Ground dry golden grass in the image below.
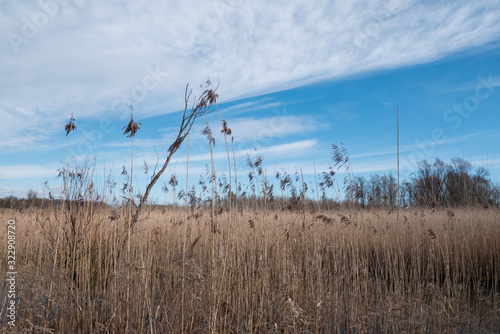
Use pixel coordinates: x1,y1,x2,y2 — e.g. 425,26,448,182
1,206,499,333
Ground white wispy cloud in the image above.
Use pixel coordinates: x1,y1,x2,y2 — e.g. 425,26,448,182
350,130,498,159
137,139,319,165
1,0,500,151
43,138,319,183
0,163,61,180
219,99,283,116
0,186,33,198
431,74,500,94
212,115,323,142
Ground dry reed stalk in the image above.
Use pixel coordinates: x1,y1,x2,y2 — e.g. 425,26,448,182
122,110,141,332
203,114,216,231
181,134,190,334
63,113,76,202
313,157,320,211
230,135,238,215
263,168,267,216
45,113,76,329
218,114,232,219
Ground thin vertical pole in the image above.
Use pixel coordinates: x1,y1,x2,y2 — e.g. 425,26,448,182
397,105,400,209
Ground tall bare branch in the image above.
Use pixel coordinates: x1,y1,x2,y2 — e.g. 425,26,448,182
130,83,217,231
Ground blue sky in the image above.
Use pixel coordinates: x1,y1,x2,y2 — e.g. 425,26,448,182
1,0,500,202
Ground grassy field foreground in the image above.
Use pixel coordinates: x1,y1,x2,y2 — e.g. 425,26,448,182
1,206,499,333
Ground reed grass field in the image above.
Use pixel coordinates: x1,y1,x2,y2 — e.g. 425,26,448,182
1,89,499,333
4,0,500,332
1,204,499,333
